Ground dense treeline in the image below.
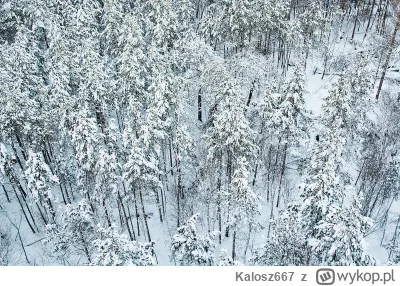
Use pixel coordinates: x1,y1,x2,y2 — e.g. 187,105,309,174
0,0,400,266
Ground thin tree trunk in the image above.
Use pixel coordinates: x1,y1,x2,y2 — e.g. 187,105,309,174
355,158,366,186
169,140,174,176
246,80,256,107
139,188,152,242
11,185,37,233
126,205,136,239
133,189,141,237
117,190,135,240
198,88,203,122
276,143,288,208
2,184,10,202
80,231,92,264
9,220,30,265
102,198,112,227
59,184,67,205
154,189,163,223
351,1,360,40
267,193,275,238
376,17,400,100
389,215,400,259
15,133,27,161
225,151,233,238
266,145,272,202
243,224,252,260
364,0,376,38
217,169,222,244
379,0,390,35
232,230,237,261
117,198,124,229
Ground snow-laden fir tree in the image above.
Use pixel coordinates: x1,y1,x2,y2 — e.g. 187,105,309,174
45,199,96,264
91,225,155,266
263,63,310,206
205,78,256,163
205,77,256,244
250,203,309,266
219,249,242,266
170,214,216,266
226,156,261,261
61,104,100,203
343,52,373,156
112,8,146,112
25,151,59,221
279,63,310,141
314,194,375,266
0,25,42,142
94,143,119,228
298,75,374,266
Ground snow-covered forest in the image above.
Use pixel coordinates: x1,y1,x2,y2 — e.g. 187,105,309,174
1,0,400,266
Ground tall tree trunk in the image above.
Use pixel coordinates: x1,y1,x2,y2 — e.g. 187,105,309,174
389,215,400,259
243,224,252,260
246,80,256,107
2,184,10,202
154,189,163,223
198,88,203,122
276,143,288,208
376,12,400,99
267,193,275,238
351,1,360,40
225,151,233,238
364,0,376,38
11,185,37,233
133,188,141,237
80,232,92,264
217,167,222,244
232,230,237,261
139,188,152,242
102,198,112,227
117,190,135,240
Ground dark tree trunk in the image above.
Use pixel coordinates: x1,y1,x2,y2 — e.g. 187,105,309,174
376,18,400,100
232,230,237,261
198,88,203,122
139,188,152,242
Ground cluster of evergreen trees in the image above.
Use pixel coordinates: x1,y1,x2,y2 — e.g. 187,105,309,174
1,0,400,266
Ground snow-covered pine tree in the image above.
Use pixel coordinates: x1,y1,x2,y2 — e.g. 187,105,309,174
94,143,119,228
298,74,374,266
219,249,242,266
315,195,375,266
205,77,257,242
0,25,42,146
250,203,309,266
298,0,327,49
25,151,59,222
45,199,96,264
227,156,261,261
62,104,100,194
343,52,373,155
91,225,155,266
268,63,310,206
170,214,216,266
205,78,256,165
112,7,146,113
225,0,253,47
171,123,196,228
